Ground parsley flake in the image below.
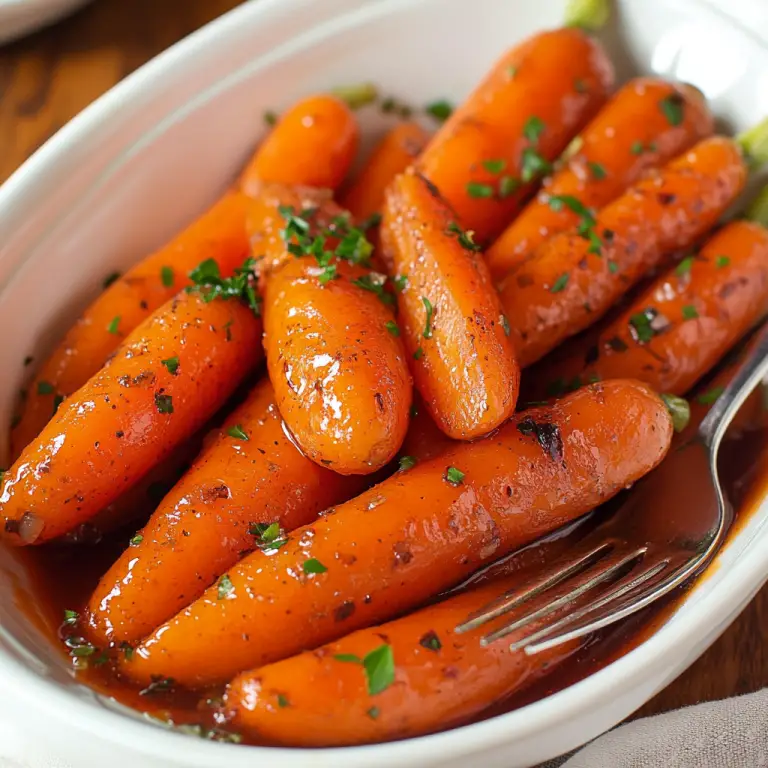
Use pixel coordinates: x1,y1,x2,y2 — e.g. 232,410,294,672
277,694,290,708
303,558,328,574
681,304,699,320
716,255,730,269
425,100,453,122
445,466,465,486
162,357,179,375
63,609,79,626
523,116,546,144
139,676,175,696
160,266,174,288
697,385,725,405
550,273,570,293
419,630,442,651
130,534,143,547
351,273,395,306
675,256,695,276
334,645,395,696
421,297,434,339
385,320,400,337
482,158,507,174
446,222,481,252
398,455,417,471
413,347,424,361
227,424,249,441
217,574,235,600
659,93,685,126
107,316,121,335
264,110,278,126
392,274,408,293
187,256,261,316
498,175,520,198
250,522,288,551
154,393,174,414
588,161,607,180
466,182,495,199
500,314,511,336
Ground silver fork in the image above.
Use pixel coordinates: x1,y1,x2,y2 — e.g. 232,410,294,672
456,324,768,655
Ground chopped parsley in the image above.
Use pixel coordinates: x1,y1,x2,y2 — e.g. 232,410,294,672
498,176,520,198
154,393,174,414
675,255,695,276
697,385,724,405
482,158,507,174
523,116,546,143
446,222,481,252
716,255,730,269
227,424,249,441
334,644,395,696
367,707,380,720
628,308,662,344
608,260,618,274
303,558,328,574
398,455,417,471
103,272,121,288
500,314,511,336
160,265,174,288
392,274,408,293
466,182,495,199
548,195,595,222
107,316,121,335
385,320,400,337
681,304,699,320
550,273,570,293
129,534,143,547
250,522,288,551
351,273,395,306
521,148,552,183
419,630,442,651
139,676,175,696
187,256,261,316
217,574,234,600
120,642,135,661
64,636,97,659
445,466,465,486
425,100,453,122
659,93,685,127
37,381,55,395
277,694,290,708
264,110,278,126
162,356,179,375
421,297,434,339
413,347,424,361
588,161,607,180
660,394,691,433
63,609,79,626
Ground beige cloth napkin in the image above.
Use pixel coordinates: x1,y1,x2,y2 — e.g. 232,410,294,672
541,688,768,767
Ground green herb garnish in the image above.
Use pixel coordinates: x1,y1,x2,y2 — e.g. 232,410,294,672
659,93,685,126
413,347,424,361
425,100,453,122
162,357,179,375
445,466,465,486
154,393,174,414
160,266,174,288
334,644,395,696
421,297,434,339
716,255,730,268
217,574,234,600
697,385,725,405
466,182,495,199
107,316,121,335
675,256,695,276
588,161,607,180
303,558,328,574
398,455,417,471
550,273,570,293
130,534,143,547
681,304,699,320
385,320,400,337
482,158,507,174
187,256,261,316
351,273,395,306
446,222,481,252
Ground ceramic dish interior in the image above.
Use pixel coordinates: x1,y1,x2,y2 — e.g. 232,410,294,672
1,0,768,766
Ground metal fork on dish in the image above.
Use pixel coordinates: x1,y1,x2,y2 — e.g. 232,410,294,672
456,324,768,655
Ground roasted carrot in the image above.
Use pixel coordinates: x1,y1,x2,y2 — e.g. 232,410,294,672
225,573,581,746
415,27,614,243
84,378,366,646
527,217,768,398
340,122,431,223
263,257,412,474
245,183,346,281
1,289,263,545
381,170,520,439
11,192,254,459
399,398,455,463
500,134,752,367
121,380,674,687
13,97,355,459
486,78,714,281
240,94,358,194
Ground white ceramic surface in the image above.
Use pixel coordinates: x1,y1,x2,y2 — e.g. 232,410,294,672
0,0,92,45
1,0,768,766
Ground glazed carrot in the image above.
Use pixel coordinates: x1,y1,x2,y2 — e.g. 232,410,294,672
85,378,366,646
1,289,263,545
240,94,358,194
527,217,768,398
340,122,431,222
122,380,673,687
11,192,254,459
263,257,412,474
399,399,454,463
486,78,714,281
501,134,752,367
246,183,346,280
225,572,581,746
381,170,519,439
415,27,614,243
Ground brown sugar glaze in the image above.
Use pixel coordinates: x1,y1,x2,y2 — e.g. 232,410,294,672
4,407,768,745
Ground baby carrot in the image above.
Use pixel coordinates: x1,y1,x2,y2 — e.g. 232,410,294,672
1,285,263,545
486,78,714,281
340,122,431,223
11,192,253,458
263,256,412,475
121,380,674,687
240,94,359,194
381,170,519,439
500,132,755,367
225,573,581,746
399,398,455,464
527,216,768,398
416,26,614,242
85,378,366,646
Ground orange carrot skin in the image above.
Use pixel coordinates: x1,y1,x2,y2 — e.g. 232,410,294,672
225,575,580,746
11,192,254,459
486,79,714,281
263,258,412,475
246,183,346,281
1,292,262,545
122,380,672,687
416,28,614,243
85,378,366,646
528,220,768,398
381,171,520,439
501,136,748,367
399,400,455,462
240,95,359,194
340,122,431,222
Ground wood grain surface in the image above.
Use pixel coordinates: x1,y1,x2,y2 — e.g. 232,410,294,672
1,0,766,726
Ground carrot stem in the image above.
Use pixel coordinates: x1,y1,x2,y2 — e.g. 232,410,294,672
737,117,768,168
564,0,611,30
330,82,378,110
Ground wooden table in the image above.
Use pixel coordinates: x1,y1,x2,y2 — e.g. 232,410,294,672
1,0,765,723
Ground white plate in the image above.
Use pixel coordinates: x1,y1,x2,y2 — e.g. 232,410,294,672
0,0,93,45
1,0,768,766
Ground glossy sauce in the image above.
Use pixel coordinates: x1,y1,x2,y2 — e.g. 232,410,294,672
4,411,768,744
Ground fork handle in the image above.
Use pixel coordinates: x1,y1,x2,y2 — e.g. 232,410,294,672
699,323,768,450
